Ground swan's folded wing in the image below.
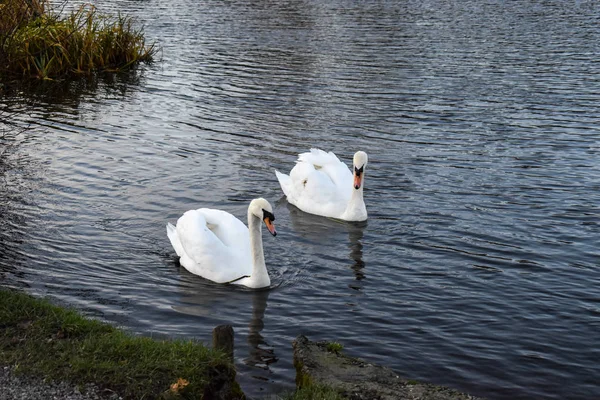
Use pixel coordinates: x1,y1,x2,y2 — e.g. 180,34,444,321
275,170,292,197
297,148,341,166
196,208,250,254
286,162,348,217
175,209,252,283
166,222,185,257
176,210,229,270
297,148,352,191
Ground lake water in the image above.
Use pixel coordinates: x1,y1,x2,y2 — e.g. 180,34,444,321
1,1,599,399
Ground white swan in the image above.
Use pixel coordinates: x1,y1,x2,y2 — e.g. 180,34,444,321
166,198,277,289
275,149,368,221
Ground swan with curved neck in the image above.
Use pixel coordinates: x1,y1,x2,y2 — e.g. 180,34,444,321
166,198,276,289
275,149,368,221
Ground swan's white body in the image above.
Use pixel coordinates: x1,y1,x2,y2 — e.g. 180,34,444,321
166,198,276,289
275,149,368,221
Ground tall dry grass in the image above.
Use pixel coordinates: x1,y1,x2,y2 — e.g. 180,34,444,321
0,0,156,80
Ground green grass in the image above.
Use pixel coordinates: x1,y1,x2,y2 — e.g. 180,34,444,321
325,341,344,354
0,0,157,80
282,384,344,400
0,289,243,399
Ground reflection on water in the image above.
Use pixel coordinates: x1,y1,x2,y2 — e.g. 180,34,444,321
1,1,600,399
287,202,368,286
2,70,144,109
347,223,366,283
245,289,276,371
172,265,278,389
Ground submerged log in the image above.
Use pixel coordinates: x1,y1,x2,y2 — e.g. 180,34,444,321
292,335,483,400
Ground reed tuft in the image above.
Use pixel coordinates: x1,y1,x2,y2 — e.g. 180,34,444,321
0,0,157,80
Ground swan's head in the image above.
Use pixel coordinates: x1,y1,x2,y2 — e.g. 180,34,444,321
249,198,277,236
353,151,368,190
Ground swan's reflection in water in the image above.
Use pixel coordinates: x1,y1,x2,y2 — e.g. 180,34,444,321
172,266,276,379
348,223,366,281
244,288,276,370
284,201,367,284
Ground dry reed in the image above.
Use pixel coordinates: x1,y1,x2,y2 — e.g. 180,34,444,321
0,0,156,80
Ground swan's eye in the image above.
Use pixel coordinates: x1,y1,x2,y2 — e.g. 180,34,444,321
262,209,275,222
354,166,364,176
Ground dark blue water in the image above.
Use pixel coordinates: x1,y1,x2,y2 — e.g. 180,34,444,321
1,1,599,398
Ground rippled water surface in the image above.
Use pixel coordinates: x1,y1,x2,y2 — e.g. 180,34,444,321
1,1,599,399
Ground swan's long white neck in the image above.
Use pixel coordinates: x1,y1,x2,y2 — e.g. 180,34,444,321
342,179,367,222
246,211,271,288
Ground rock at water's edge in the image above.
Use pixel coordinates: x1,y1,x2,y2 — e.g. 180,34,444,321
292,335,484,400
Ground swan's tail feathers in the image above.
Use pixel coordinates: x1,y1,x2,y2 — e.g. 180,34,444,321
166,222,185,257
275,170,292,198
298,148,340,167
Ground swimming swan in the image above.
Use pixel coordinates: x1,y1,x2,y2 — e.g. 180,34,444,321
166,198,277,289
275,149,368,221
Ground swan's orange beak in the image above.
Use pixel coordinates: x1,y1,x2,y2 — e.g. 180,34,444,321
353,173,362,190
354,166,364,190
264,218,277,236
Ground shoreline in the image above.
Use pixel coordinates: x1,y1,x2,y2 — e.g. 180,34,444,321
1,287,484,400
0,288,243,399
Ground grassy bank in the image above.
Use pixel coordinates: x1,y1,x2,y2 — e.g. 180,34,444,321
0,0,156,80
0,289,243,399
285,385,344,400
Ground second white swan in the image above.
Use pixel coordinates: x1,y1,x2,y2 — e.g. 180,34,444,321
166,198,277,289
275,149,368,221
